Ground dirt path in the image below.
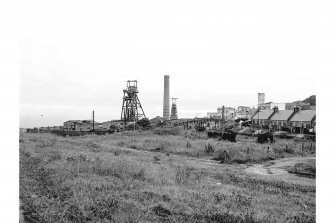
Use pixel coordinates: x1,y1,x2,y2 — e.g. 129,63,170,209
244,156,315,186
121,146,315,186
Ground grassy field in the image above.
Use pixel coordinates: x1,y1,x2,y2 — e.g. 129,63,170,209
19,129,316,223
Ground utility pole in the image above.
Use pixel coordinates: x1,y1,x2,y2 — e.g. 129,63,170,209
133,97,136,131
257,107,260,132
38,114,44,133
92,110,95,131
221,105,225,134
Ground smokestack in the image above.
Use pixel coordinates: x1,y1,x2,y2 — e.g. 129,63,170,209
163,75,170,120
258,93,265,106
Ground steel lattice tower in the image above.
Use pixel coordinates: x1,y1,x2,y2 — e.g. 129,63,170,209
170,98,178,120
121,80,146,124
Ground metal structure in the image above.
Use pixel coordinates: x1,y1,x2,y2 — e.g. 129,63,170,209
121,80,146,124
163,75,170,120
170,98,178,120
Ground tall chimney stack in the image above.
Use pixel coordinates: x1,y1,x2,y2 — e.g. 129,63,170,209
258,93,265,106
163,75,170,120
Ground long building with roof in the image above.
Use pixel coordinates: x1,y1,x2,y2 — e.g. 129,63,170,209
288,109,316,133
269,108,296,130
251,107,316,133
251,109,276,129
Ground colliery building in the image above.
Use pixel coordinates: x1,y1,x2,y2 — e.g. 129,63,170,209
63,120,101,131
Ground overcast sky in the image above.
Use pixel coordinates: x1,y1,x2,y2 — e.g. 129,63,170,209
19,0,319,128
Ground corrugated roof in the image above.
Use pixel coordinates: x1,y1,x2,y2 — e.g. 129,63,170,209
270,110,295,121
251,110,274,120
289,110,315,122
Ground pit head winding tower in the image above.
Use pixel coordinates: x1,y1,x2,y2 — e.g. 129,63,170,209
121,80,146,125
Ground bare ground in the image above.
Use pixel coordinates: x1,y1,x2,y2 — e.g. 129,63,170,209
244,156,315,186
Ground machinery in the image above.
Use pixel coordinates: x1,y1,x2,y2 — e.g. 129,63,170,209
121,80,146,125
170,98,178,120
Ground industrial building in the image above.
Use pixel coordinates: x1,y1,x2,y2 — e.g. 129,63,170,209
170,98,178,120
63,120,100,131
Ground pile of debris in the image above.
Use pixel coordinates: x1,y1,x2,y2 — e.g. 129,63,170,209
238,127,254,136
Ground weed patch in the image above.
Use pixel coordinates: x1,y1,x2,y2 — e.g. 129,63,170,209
204,143,215,154
213,150,231,163
154,127,181,135
288,162,316,178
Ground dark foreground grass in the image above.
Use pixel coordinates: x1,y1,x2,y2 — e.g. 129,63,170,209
19,133,315,223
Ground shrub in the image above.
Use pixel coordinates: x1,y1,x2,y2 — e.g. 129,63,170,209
288,162,316,178
125,123,139,131
129,145,138,150
283,145,294,154
136,118,151,129
186,141,192,148
86,142,100,149
204,143,215,154
273,147,284,155
151,204,171,217
213,150,231,163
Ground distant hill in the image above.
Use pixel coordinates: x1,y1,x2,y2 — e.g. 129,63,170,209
292,95,316,106
302,95,316,106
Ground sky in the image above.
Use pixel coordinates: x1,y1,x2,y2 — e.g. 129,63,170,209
19,0,319,128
